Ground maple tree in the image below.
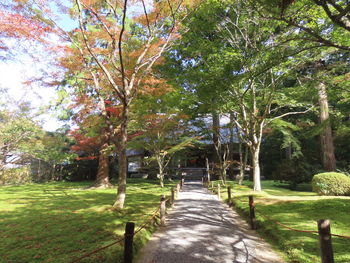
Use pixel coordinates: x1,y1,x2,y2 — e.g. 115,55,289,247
72,95,123,187
2,0,201,208
131,111,194,187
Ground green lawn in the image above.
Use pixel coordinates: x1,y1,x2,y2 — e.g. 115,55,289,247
211,180,350,263
0,179,175,263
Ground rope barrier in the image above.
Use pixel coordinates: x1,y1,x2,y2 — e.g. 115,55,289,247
69,236,125,263
68,195,171,263
256,210,318,235
134,207,161,235
256,209,350,239
329,233,350,239
232,196,350,240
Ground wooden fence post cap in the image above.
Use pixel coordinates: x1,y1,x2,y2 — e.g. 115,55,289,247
126,221,135,227
318,219,330,227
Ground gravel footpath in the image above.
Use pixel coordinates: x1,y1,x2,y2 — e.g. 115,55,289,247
136,181,285,263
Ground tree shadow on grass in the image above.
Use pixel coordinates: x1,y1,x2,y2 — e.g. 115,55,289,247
248,197,350,263
0,180,172,263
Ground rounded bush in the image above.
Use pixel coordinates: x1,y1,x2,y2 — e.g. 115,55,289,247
312,172,350,196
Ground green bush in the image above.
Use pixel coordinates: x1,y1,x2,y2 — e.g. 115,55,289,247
272,159,318,187
312,172,350,196
0,166,31,185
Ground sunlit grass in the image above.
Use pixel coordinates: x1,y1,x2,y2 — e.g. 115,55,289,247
209,179,350,263
0,179,176,263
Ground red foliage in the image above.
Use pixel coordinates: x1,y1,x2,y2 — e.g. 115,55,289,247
106,106,122,117
69,129,101,160
0,8,52,51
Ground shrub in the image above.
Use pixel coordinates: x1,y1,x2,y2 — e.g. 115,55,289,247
272,159,319,188
312,172,350,196
0,166,31,185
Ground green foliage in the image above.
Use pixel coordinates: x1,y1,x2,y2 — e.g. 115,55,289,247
0,166,31,185
273,159,318,186
270,119,302,158
312,172,350,196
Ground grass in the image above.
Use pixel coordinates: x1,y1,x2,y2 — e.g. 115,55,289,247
210,180,350,263
0,179,176,263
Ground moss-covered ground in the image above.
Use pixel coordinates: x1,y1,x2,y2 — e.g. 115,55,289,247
209,180,350,263
0,179,175,263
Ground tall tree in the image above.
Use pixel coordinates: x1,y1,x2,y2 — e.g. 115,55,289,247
317,81,336,171
5,0,200,208
166,0,314,190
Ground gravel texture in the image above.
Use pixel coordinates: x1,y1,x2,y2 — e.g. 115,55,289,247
136,181,285,263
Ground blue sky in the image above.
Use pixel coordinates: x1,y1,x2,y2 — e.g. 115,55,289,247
0,0,149,131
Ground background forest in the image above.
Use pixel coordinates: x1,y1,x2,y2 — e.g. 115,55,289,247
1,0,350,192
1,1,350,263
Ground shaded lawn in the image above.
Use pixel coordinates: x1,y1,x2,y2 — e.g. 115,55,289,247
210,180,350,263
0,179,176,263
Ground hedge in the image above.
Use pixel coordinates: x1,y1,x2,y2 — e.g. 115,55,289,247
312,172,350,196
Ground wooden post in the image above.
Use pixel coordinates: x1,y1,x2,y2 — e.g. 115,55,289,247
181,178,184,189
124,222,135,263
171,187,175,206
217,184,221,200
318,219,334,263
160,195,166,226
176,183,180,195
211,181,214,190
227,186,232,206
249,196,257,230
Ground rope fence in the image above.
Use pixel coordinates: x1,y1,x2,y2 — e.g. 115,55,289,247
69,236,125,263
68,181,182,263
220,184,350,263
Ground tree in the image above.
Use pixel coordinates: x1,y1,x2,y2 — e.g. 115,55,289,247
0,97,42,170
131,112,194,187
256,0,350,51
71,0,200,208
166,0,314,191
65,83,122,188
5,0,200,208
129,82,196,187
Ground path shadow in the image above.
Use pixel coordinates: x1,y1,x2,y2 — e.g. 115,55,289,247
139,182,284,263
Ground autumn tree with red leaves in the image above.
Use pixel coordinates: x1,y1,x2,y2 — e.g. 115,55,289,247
2,0,201,208
68,94,122,188
71,0,201,208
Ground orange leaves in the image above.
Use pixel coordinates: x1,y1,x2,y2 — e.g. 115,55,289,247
106,106,122,117
0,10,51,41
69,129,100,157
139,75,172,96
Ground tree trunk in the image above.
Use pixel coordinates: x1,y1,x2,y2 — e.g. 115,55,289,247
227,113,235,180
206,158,210,183
212,111,221,181
317,82,336,171
93,142,112,188
238,142,248,185
222,168,227,185
285,144,292,160
251,145,262,191
113,104,129,209
159,165,164,188
212,111,220,163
